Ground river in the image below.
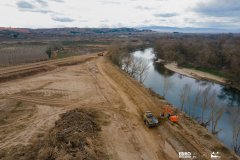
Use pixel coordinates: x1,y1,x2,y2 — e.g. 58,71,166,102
130,48,240,149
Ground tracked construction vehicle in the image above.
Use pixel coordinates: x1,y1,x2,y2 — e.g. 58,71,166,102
160,105,178,122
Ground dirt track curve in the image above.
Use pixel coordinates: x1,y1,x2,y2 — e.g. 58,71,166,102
0,53,238,160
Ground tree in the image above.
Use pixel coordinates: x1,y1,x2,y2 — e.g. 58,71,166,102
108,41,124,67
46,47,51,58
138,58,150,83
186,84,192,116
123,54,132,73
129,56,140,78
192,86,202,119
179,84,190,111
227,107,240,155
162,71,174,98
200,86,211,124
209,90,226,135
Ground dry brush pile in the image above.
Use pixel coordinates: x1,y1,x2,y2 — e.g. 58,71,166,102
0,108,106,160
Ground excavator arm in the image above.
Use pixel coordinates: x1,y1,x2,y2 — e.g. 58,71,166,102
162,106,173,115
161,105,178,122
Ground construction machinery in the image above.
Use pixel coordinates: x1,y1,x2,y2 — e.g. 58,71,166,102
160,105,178,122
98,52,103,56
142,111,158,128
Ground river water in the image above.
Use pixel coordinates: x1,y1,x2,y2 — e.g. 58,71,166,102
130,48,240,149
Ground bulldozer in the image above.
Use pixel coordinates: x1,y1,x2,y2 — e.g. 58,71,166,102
160,105,178,122
98,52,103,56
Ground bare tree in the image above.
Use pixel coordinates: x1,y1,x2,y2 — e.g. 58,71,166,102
179,83,190,111
209,90,226,135
129,56,141,78
162,71,174,98
123,54,132,73
200,86,212,124
138,58,150,83
192,86,202,119
187,84,192,116
227,107,240,155
108,41,124,67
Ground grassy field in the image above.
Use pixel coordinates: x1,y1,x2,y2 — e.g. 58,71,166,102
55,52,85,59
182,64,223,77
62,41,111,46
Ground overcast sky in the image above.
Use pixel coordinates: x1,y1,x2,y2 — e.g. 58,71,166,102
0,0,239,29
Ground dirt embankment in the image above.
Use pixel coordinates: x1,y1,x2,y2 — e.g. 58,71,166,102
0,53,239,160
157,59,240,90
0,53,100,83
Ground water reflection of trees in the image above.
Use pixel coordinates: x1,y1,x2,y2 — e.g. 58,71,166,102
178,74,184,79
195,79,215,87
153,62,175,77
218,86,240,107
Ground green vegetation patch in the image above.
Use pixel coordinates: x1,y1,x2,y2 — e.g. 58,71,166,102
62,41,110,46
55,52,83,59
182,64,194,69
182,64,223,77
11,101,24,113
194,68,223,77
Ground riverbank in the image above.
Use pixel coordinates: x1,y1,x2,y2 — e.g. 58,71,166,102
157,59,240,91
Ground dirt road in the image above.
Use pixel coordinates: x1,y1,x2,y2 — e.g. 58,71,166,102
0,53,238,159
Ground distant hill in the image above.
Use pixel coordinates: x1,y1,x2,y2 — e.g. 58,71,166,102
0,27,30,33
136,26,239,33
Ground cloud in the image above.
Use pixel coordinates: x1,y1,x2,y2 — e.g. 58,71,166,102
100,1,120,4
100,19,109,22
50,0,64,2
192,0,240,17
52,17,75,22
16,1,35,9
189,20,240,30
35,0,48,6
135,5,154,10
143,20,152,23
154,13,178,17
16,0,51,13
98,24,109,28
28,9,51,13
79,20,89,22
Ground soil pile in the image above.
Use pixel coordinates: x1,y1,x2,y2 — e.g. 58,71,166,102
0,108,105,160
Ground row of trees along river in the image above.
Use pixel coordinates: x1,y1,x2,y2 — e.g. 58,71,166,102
107,40,240,156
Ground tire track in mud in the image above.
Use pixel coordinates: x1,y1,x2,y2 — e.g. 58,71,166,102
1,95,71,106
0,54,98,83
99,59,158,113
0,55,97,75
96,58,175,159
85,60,110,105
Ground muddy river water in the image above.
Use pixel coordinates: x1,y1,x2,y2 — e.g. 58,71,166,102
130,48,240,149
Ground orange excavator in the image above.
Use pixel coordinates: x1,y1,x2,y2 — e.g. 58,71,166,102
160,105,178,122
